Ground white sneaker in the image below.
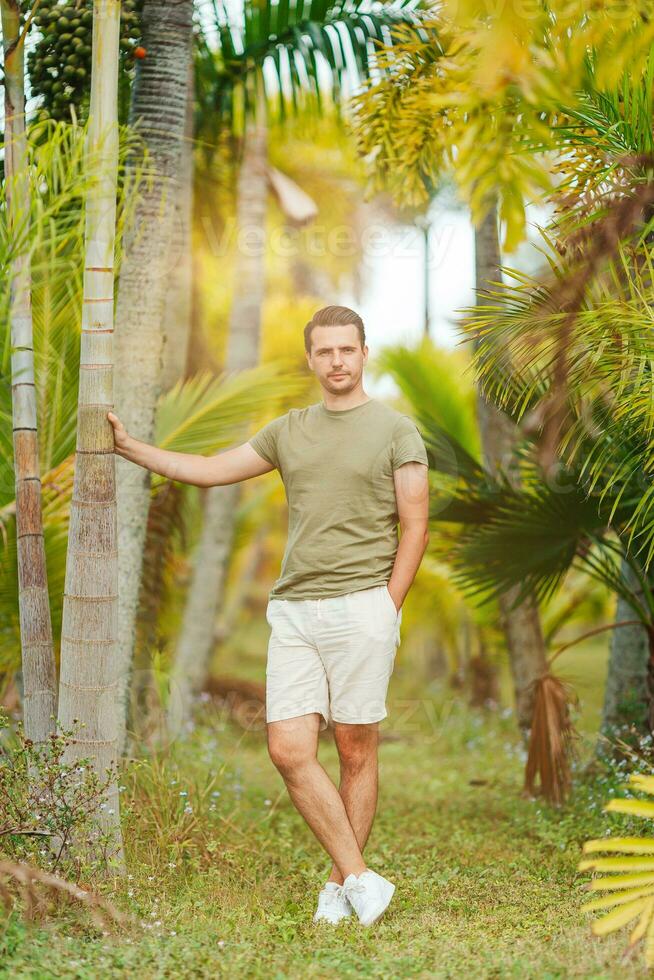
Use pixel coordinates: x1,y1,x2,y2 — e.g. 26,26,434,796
341,869,395,926
312,882,352,924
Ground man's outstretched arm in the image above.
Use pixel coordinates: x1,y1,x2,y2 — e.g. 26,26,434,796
107,411,275,488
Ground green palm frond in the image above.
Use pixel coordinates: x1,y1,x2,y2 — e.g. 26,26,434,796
153,362,305,482
455,235,654,564
371,336,481,460
419,406,652,620
541,571,612,646
424,424,484,487
445,482,609,607
547,44,654,230
195,0,424,145
460,244,654,425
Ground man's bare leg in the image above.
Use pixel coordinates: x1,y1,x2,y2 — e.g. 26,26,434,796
326,722,380,885
267,713,367,880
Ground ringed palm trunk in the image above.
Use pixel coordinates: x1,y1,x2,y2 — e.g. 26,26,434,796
168,104,268,732
473,203,548,734
599,559,650,744
113,0,193,755
2,0,58,744
56,0,122,853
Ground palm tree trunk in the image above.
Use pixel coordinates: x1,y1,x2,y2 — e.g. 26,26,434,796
473,203,548,734
599,559,649,742
169,101,268,731
2,0,58,745
421,219,430,337
113,0,193,756
160,55,195,392
56,0,122,854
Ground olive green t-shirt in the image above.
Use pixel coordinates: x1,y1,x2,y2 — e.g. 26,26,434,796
248,397,429,599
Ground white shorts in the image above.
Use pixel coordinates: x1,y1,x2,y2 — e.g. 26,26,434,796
265,583,402,730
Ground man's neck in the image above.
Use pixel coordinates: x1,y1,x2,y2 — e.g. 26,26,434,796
321,389,371,412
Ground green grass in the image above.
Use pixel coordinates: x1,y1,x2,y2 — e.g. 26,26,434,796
1,676,651,979
0,618,646,978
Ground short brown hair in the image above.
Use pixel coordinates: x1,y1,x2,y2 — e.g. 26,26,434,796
304,305,366,354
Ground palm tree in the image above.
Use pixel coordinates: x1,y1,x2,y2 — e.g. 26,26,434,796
160,56,195,393
113,0,194,753
437,228,654,732
0,114,137,700
1,0,57,744
457,50,654,743
168,87,271,726
473,203,548,734
169,0,421,725
166,86,322,727
56,0,123,856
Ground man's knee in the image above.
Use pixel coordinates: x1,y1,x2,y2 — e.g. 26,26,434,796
267,719,318,778
268,738,314,778
334,722,378,773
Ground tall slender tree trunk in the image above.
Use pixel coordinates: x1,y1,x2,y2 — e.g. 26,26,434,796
421,219,430,337
168,100,268,732
128,59,194,742
57,0,122,855
113,0,193,755
599,559,649,743
160,55,195,392
2,0,58,745
473,203,548,734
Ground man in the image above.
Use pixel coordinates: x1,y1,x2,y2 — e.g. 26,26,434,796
108,305,429,927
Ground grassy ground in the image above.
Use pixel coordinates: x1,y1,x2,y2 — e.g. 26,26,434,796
1,630,649,978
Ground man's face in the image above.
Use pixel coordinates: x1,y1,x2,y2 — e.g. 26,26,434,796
305,323,367,395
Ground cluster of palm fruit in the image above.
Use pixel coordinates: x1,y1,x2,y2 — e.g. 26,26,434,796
27,0,145,121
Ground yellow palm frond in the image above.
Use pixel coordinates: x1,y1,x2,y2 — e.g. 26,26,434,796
580,857,654,874
604,800,654,820
628,898,654,948
588,872,654,892
591,897,649,937
580,774,654,967
629,775,654,796
582,886,654,913
583,837,654,855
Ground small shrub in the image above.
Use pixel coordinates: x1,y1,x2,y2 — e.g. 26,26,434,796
0,710,121,879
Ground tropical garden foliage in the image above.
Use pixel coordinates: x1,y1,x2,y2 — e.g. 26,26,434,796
3,0,654,973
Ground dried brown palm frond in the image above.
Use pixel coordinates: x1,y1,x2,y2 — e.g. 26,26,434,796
0,860,130,931
537,156,654,469
524,672,580,806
